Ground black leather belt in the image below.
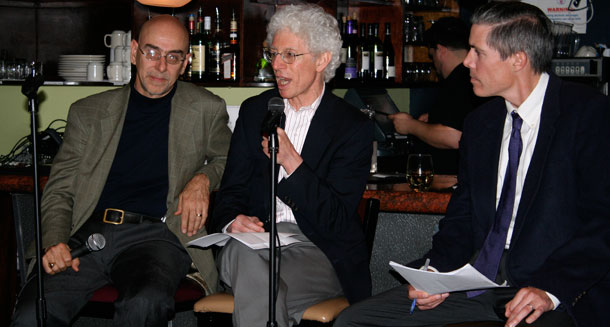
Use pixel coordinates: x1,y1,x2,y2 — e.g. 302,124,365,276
93,208,163,225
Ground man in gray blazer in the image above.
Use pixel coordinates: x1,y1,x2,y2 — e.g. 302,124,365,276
11,15,232,326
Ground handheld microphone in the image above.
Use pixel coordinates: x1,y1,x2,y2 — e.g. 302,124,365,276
261,97,286,136
71,233,106,258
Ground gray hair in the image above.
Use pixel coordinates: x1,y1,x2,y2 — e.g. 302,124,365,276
471,1,553,74
266,3,342,82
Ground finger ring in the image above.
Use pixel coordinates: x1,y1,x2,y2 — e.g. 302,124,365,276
196,213,202,217
49,263,55,268
528,304,534,310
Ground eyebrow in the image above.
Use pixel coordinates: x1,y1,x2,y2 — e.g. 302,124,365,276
142,44,185,55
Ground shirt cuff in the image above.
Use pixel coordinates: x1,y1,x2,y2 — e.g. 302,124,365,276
221,219,235,233
546,292,560,310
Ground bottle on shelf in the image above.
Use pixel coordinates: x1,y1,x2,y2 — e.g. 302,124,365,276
208,7,225,82
190,11,207,83
202,15,212,81
383,22,396,82
221,9,239,82
186,13,196,81
343,19,358,82
196,6,204,36
358,22,370,83
370,23,384,81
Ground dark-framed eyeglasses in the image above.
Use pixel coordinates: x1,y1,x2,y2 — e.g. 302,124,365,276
263,48,310,64
138,47,185,65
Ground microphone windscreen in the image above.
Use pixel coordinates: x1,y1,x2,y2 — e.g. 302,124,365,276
86,233,106,252
268,97,285,114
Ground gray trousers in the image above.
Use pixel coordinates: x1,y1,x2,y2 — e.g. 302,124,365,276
11,218,192,327
334,284,574,327
218,222,343,327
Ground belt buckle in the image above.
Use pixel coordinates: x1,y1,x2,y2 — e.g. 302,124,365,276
103,208,125,225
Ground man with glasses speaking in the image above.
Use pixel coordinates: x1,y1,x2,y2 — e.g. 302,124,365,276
11,15,232,326
210,3,374,326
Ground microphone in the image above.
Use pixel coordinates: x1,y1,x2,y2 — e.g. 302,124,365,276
261,97,286,136
71,233,106,258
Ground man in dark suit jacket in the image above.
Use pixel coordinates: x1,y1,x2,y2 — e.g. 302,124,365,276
211,4,373,327
335,2,610,327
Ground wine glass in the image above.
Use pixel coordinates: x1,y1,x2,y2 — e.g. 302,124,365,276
406,153,434,192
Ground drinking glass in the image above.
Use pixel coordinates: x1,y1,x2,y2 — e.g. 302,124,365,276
406,153,434,192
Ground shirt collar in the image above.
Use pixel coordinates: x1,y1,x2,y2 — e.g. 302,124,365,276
505,72,549,129
284,84,325,113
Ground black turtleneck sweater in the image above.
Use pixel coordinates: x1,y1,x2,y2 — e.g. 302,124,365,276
94,84,176,217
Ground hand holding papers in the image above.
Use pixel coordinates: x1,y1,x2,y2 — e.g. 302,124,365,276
389,261,508,295
188,232,301,250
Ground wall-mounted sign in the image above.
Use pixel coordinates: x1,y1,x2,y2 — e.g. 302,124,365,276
522,0,588,34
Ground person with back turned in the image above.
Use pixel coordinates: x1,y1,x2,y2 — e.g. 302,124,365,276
210,3,374,326
389,16,487,174
335,2,610,326
11,15,232,326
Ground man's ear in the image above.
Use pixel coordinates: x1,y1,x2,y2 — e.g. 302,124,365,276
316,51,331,73
511,51,529,72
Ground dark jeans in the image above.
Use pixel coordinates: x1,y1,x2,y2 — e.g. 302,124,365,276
10,218,192,327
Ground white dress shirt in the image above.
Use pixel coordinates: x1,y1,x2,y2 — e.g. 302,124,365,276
275,87,324,224
496,73,559,308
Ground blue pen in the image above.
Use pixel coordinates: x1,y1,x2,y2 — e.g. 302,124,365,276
409,258,430,315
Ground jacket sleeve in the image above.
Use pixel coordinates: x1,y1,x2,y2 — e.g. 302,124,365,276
39,104,87,250
277,113,374,242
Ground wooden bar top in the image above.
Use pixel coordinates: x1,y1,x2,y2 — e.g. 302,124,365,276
364,174,456,214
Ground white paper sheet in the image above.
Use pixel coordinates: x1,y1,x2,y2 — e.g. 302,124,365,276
389,261,508,295
187,232,301,250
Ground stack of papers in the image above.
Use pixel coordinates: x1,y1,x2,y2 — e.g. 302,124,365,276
389,261,508,294
187,232,301,250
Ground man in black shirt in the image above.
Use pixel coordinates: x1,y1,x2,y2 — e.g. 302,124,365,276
389,17,487,174
11,15,231,326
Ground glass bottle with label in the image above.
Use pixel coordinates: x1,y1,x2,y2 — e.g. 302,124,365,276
208,7,224,81
344,19,358,82
222,9,239,82
186,13,196,81
383,23,396,81
358,23,370,82
370,23,384,81
190,12,206,82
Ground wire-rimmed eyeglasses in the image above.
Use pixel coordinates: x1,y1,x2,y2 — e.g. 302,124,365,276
138,47,185,65
263,48,311,64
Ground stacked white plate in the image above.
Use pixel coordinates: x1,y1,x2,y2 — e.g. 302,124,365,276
58,55,105,81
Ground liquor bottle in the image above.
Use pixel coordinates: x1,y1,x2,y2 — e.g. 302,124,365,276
190,12,207,82
344,19,358,82
221,9,239,82
196,6,203,35
186,13,196,81
208,7,224,81
358,23,370,82
202,16,212,81
370,23,384,81
383,23,396,82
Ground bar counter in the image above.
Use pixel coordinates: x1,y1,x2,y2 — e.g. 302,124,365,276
364,174,456,214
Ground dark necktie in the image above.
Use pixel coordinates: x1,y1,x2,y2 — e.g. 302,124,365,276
468,111,523,298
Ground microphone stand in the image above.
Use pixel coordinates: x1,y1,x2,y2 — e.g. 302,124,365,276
21,63,46,327
267,130,279,327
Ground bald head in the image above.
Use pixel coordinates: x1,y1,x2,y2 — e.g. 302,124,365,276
139,15,190,53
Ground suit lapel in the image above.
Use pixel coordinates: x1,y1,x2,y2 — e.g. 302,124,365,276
300,90,333,168
168,83,198,198
511,75,561,239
